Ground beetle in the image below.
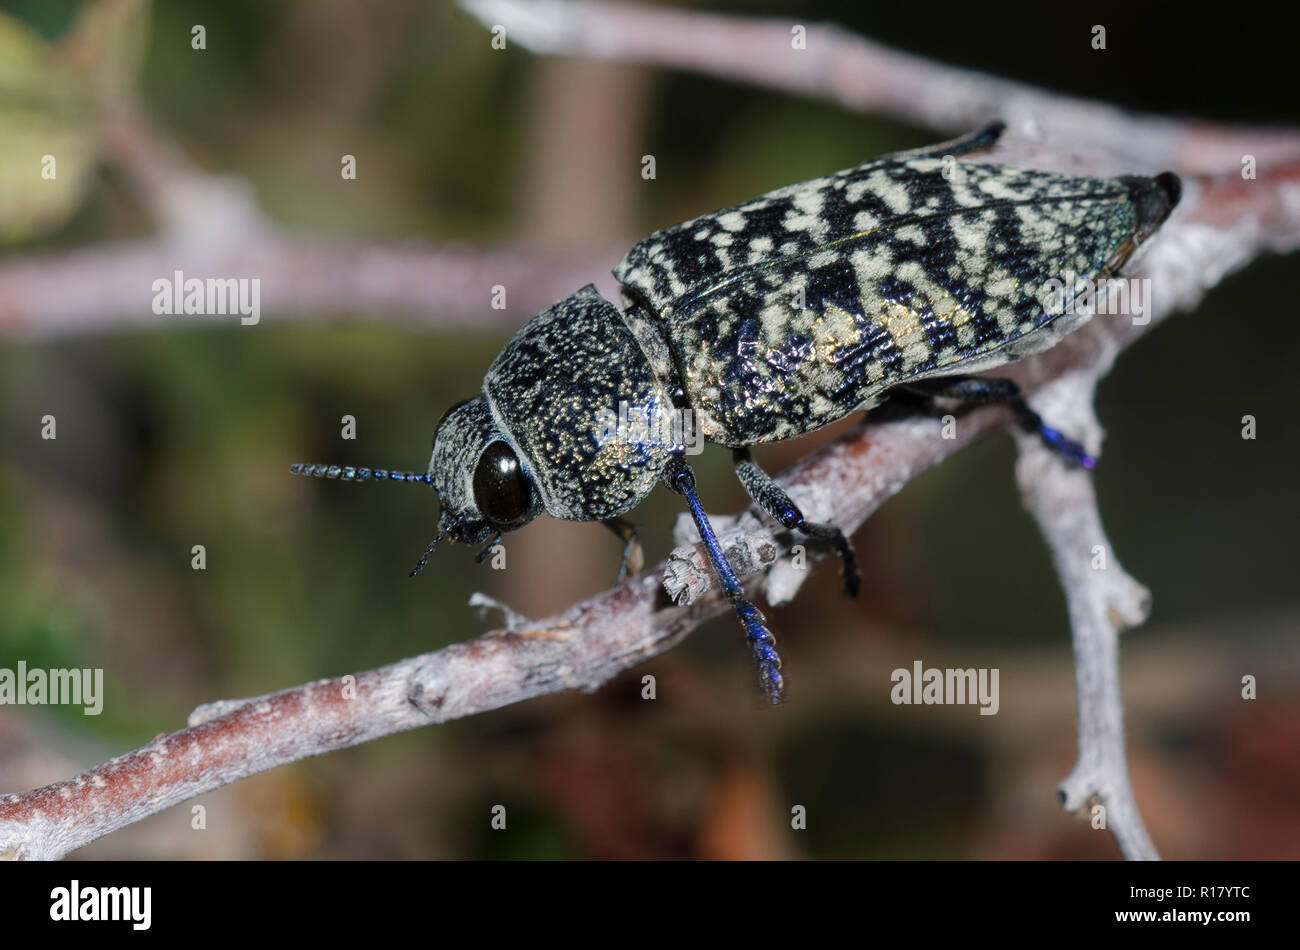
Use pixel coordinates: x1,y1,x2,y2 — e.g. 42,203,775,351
292,122,1180,704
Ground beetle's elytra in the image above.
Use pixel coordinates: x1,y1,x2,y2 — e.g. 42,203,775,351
292,123,1180,704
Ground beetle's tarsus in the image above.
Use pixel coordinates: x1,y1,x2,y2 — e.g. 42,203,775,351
1011,403,1098,469
735,600,784,705
900,376,1098,470
732,448,861,599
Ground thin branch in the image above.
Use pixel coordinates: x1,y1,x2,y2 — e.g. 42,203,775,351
460,0,1300,173
7,2,1297,336
1012,374,1157,858
0,105,621,339
0,234,616,339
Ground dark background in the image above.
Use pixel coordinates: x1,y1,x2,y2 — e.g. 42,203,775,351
0,0,1296,858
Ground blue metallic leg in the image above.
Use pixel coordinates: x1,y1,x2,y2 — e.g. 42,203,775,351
663,456,784,705
733,448,861,597
900,376,1097,469
1010,403,1096,469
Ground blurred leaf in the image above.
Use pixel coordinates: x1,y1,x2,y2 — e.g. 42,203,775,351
58,0,150,95
0,0,148,242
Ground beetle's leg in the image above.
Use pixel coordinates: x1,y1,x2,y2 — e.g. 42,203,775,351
474,533,503,564
900,375,1097,469
732,448,861,598
602,517,643,583
662,456,784,705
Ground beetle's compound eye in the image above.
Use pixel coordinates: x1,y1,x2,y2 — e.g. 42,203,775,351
472,441,531,528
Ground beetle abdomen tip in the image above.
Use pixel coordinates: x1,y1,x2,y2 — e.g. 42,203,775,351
1122,171,1181,236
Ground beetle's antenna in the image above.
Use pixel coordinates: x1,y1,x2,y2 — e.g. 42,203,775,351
290,463,454,577
289,463,435,485
409,514,464,578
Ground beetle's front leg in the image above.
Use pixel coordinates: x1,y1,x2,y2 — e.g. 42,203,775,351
662,455,784,705
732,448,860,598
602,516,643,583
900,375,1097,469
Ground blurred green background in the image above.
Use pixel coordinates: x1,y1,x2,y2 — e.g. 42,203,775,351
0,0,1296,859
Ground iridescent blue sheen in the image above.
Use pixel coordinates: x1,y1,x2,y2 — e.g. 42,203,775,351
671,462,783,705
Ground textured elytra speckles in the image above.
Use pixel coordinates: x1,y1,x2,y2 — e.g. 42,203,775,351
420,140,1176,531
483,285,677,522
613,155,1157,445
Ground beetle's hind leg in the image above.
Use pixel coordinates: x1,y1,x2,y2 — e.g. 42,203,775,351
663,456,785,705
732,448,861,598
899,376,1096,469
602,516,644,583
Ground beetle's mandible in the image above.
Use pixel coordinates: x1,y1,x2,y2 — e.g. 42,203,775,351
292,123,1180,704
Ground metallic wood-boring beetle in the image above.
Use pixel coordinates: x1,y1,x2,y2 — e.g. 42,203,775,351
292,123,1180,704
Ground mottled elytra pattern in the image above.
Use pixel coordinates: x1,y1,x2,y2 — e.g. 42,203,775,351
615,157,1160,445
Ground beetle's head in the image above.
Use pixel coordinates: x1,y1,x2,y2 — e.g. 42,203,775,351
427,395,543,548
288,394,542,576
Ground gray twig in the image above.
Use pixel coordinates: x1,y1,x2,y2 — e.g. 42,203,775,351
0,233,616,340
460,0,1300,172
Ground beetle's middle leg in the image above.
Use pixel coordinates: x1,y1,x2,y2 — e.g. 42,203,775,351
732,448,861,599
899,375,1096,469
